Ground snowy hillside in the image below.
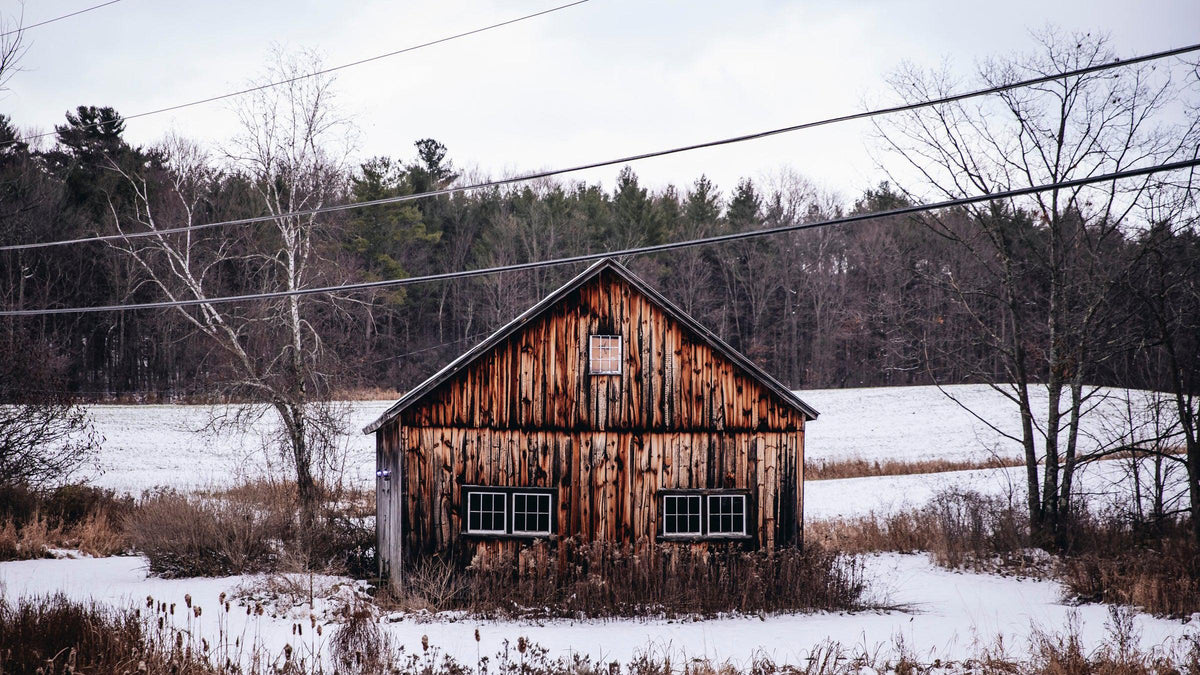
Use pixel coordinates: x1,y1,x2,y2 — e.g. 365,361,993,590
73,384,1173,497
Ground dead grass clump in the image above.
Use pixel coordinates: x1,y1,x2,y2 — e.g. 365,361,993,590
330,601,385,672
128,491,282,577
0,593,219,674
809,490,1034,574
0,482,134,560
1057,517,1199,618
72,510,128,557
396,540,866,619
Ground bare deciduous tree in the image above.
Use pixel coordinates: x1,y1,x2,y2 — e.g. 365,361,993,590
873,29,1200,542
108,49,357,523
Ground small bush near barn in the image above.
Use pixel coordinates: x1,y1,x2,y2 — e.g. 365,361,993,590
128,482,376,579
391,538,867,619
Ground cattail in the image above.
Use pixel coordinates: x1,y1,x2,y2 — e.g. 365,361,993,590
184,594,192,609
475,628,481,643
225,602,231,613
202,639,209,652
284,644,293,661
310,614,316,628
518,637,527,654
316,624,322,636
146,596,154,608
193,606,201,618
169,603,175,615
218,592,226,604
421,635,429,652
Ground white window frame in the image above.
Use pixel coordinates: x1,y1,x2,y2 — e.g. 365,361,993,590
465,490,507,535
706,493,747,537
589,335,623,375
661,493,703,537
511,492,553,535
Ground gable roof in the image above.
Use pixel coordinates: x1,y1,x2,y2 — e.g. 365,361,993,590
364,258,818,434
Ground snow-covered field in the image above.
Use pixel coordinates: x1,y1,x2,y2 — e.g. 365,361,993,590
76,384,1173,497
6,383,1195,667
1,552,1194,667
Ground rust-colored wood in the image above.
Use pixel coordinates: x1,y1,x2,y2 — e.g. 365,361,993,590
377,267,807,588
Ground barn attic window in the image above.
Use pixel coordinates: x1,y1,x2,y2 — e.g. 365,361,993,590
589,335,622,374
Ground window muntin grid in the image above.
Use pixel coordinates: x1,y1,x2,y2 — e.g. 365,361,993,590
662,494,703,536
512,492,553,535
707,494,747,536
466,491,507,534
589,335,622,374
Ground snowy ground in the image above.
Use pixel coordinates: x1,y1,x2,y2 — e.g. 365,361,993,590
1,553,1195,667
75,384,1174,497
10,383,1194,667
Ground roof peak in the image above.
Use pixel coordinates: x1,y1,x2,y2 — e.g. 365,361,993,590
363,257,818,433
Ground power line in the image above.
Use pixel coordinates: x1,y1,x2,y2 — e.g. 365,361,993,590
4,0,589,147
0,0,124,38
5,38,1198,253
3,156,1195,317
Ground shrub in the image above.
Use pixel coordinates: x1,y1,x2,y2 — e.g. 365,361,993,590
44,483,135,529
128,491,282,577
0,482,134,561
1057,517,1199,618
809,489,1033,574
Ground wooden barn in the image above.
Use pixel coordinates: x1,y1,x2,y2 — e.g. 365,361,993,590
364,258,818,587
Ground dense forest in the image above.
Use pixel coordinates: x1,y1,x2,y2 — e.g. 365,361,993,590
0,106,1196,400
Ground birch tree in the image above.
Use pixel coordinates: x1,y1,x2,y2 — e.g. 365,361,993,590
108,49,356,523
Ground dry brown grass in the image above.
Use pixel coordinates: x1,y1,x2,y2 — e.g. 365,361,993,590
807,448,1188,481
72,510,129,557
390,539,868,619
811,488,1199,618
807,456,1023,480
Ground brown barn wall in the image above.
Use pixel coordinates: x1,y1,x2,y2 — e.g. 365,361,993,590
383,425,803,563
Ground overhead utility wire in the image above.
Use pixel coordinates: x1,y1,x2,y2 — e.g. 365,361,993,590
4,156,1196,317
3,0,589,147
5,39,1198,253
0,0,124,38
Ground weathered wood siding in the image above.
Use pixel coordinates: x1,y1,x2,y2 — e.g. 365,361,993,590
381,426,802,562
376,268,806,576
399,269,806,433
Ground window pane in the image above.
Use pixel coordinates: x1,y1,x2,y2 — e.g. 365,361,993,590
707,494,745,535
466,491,507,533
590,336,622,374
512,491,552,534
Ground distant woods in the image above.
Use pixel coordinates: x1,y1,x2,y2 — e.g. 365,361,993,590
0,119,1196,401
0,33,1195,411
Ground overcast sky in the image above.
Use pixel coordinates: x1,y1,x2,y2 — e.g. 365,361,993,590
3,0,1198,201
